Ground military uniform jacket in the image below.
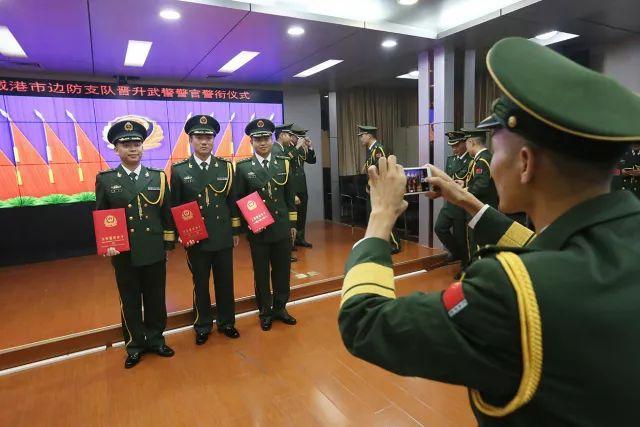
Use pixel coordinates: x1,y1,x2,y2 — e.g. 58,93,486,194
234,155,297,243
466,149,498,208
611,149,640,198
95,165,175,266
443,152,471,213
290,145,316,194
362,141,386,173
170,155,241,252
338,190,640,425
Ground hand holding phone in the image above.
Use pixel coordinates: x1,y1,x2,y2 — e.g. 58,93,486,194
403,167,432,195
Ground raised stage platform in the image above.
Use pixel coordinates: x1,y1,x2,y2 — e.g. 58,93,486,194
0,221,447,370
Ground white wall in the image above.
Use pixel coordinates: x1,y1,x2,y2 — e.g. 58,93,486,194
597,35,640,92
283,88,324,222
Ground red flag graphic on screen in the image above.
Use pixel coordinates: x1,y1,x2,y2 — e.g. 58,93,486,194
35,110,84,195
215,113,235,161
66,110,109,192
234,113,255,166
164,113,192,180
0,108,52,197
0,148,19,200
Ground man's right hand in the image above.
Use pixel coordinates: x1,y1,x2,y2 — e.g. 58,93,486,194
425,164,484,217
178,237,197,248
103,247,120,257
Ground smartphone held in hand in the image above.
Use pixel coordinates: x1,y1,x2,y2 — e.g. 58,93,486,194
403,166,431,195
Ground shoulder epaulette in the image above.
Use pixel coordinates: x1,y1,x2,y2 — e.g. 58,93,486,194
473,244,534,261
147,167,163,172
172,158,189,166
236,158,252,165
276,155,289,160
213,156,230,163
98,168,117,175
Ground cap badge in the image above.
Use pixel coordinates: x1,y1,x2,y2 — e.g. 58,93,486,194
124,122,133,131
257,120,264,128
199,116,208,125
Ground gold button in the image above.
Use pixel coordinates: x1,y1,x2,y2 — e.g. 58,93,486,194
146,228,150,232
129,216,133,220
274,199,278,202
275,210,279,214
130,228,135,233
262,187,265,191
144,203,148,207
127,204,132,208
145,215,149,219
216,216,219,219
215,205,219,208
199,205,203,209
262,199,266,202
198,194,202,198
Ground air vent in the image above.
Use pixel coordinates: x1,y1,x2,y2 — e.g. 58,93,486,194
0,60,42,69
206,74,230,79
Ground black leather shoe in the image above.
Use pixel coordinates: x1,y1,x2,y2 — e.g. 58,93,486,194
218,325,240,339
290,255,298,262
391,247,401,255
195,332,209,345
260,317,272,331
274,310,297,325
153,345,175,357
295,240,313,248
124,352,141,369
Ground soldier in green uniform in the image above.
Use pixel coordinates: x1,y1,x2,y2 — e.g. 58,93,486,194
274,123,298,262
95,120,176,369
273,123,294,157
290,125,316,248
338,37,640,425
612,143,640,198
235,118,298,331
462,127,498,258
434,130,471,265
170,115,241,345
357,124,401,254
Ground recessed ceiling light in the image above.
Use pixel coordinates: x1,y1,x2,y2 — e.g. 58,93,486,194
535,30,559,40
124,40,152,67
397,70,419,80
0,26,27,58
287,26,305,36
218,51,260,73
531,31,579,46
381,39,397,48
294,59,343,78
398,0,419,5
323,95,329,98
159,9,181,20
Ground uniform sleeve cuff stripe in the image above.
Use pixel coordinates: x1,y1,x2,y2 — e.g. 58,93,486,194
340,262,395,306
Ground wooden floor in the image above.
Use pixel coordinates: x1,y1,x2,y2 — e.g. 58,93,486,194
0,264,474,427
0,221,442,350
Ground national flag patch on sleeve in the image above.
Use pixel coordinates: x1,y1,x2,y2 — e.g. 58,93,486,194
442,281,468,317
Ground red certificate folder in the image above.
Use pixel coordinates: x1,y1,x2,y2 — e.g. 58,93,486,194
93,208,130,255
236,191,274,234
171,201,209,242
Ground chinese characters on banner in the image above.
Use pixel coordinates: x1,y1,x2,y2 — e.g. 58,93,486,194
0,78,282,104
